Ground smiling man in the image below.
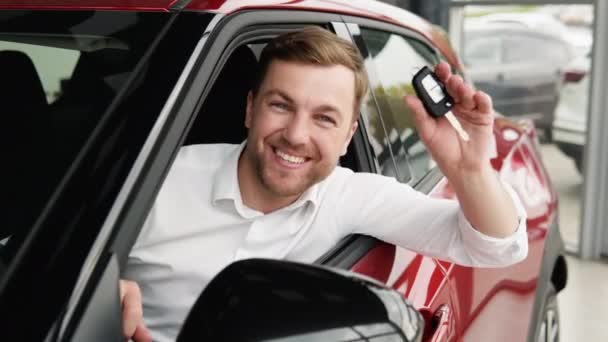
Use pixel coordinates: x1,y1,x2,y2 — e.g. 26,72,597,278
121,27,528,342
239,59,359,213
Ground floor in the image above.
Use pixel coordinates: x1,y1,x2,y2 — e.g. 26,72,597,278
559,255,608,341
539,144,582,249
539,144,608,341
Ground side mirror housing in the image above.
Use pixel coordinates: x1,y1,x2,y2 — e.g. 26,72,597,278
177,259,423,342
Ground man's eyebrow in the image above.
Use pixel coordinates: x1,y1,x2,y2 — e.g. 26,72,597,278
262,89,294,103
315,104,341,115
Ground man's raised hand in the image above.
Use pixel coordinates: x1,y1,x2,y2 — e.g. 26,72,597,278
405,61,495,177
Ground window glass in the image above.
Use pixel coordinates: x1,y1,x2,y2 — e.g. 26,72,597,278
360,86,399,178
359,28,437,184
0,42,79,103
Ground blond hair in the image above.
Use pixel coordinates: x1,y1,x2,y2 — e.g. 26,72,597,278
252,26,368,121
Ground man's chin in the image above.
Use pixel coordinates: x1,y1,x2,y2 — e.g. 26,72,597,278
261,172,315,198
264,181,310,198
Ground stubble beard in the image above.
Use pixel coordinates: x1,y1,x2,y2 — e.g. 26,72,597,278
253,148,330,198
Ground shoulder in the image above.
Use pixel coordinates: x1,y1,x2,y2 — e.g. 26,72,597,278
327,166,398,187
323,167,400,196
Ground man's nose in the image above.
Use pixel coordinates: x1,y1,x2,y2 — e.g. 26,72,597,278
282,112,310,146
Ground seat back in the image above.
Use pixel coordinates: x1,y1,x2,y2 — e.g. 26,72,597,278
184,45,259,145
1,50,52,238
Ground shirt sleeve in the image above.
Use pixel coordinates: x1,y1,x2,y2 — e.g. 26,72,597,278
338,171,528,268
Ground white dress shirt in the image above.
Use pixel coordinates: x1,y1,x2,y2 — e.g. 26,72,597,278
125,142,528,342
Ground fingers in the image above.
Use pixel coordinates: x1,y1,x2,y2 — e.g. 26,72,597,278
474,90,493,114
435,62,493,114
434,61,451,81
120,280,150,342
454,90,494,126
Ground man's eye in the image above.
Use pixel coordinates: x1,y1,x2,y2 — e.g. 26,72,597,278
270,102,289,111
317,115,336,125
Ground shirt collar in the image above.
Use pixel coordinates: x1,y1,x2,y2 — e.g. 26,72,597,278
211,141,321,217
211,141,246,206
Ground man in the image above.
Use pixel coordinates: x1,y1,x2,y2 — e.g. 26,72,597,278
121,27,527,342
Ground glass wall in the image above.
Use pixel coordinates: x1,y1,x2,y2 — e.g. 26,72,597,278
452,4,594,251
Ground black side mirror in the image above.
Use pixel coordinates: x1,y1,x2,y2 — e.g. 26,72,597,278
177,259,423,342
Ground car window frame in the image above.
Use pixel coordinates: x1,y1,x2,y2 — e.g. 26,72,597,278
316,18,447,269
0,10,211,340
343,18,443,186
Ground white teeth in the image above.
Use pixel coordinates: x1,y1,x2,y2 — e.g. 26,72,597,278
276,149,306,164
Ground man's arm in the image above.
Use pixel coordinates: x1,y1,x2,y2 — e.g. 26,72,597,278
404,62,519,239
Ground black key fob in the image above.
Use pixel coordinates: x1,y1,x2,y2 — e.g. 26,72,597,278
412,66,454,118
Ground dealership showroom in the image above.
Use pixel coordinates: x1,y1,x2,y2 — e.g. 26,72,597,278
391,0,607,340
1,0,608,341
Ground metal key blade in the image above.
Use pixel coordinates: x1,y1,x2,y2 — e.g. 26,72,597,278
445,111,470,142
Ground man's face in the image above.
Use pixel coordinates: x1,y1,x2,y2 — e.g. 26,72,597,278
243,60,358,198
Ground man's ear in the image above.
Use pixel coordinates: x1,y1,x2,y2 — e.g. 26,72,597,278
245,91,253,128
341,120,358,156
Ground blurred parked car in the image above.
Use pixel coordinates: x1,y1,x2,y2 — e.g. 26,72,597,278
0,1,566,342
553,53,590,173
464,18,576,141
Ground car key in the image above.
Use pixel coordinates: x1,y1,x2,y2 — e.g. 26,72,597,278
412,66,470,142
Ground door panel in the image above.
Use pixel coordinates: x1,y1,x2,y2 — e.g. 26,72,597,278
63,253,123,342
436,132,555,341
350,244,454,341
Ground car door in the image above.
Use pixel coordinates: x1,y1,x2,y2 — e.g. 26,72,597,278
331,19,456,341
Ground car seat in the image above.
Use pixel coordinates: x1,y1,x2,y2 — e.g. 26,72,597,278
1,50,53,240
48,49,119,174
183,45,259,145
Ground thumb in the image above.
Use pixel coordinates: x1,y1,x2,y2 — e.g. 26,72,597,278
404,95,436,143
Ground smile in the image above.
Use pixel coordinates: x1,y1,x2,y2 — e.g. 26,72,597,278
275,148,307,165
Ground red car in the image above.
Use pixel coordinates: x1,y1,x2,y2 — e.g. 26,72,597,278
0,1,566,341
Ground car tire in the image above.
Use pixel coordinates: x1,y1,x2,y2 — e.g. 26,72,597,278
536,283,560,342
575,157,583,175
544,128,553,144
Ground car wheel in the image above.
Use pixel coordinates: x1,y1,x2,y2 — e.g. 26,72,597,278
575,157,583,174
544,128,553,143
537,284,559,342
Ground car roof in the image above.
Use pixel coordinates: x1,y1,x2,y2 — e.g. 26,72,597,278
0,0,461,67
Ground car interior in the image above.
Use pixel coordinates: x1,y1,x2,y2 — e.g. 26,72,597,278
0,36,135,264
183,44,256,146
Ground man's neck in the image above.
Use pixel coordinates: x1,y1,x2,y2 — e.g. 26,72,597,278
237,149,300,214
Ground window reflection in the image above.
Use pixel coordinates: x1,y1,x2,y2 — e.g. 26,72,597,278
359,28,437,184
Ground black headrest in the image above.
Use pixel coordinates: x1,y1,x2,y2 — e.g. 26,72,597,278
184,45,259,145
0,49,49,155
0,50,47,111
0,50,52,239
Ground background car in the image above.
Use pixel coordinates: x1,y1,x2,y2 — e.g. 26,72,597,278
0,1,566,342
463,16,576,142
552,53,591,173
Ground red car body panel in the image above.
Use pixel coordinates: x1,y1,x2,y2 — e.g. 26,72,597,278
352,118,557,340
0,0,463,69
0,0,173,11
185,0,463,69
1,1,558,340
